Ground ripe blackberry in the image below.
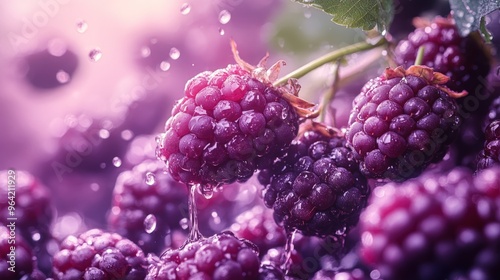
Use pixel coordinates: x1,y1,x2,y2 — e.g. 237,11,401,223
52,229,147,280
359,167,500,280
346,66,462,180
0,224,46,280
230,205,287,255
157,43,313,188
394,16,490,94
145,231,261,280
107,159,188,254
260,128,369,237
476,120,500,171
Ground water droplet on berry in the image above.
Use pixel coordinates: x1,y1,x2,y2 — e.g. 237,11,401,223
169,47,180,60
159,61,171,71
218,10,231,24
99,129,110,139
180,3,191,15
90,183,100,191
140,46,151,58
56,70,70,84
31,231,41,242
144,214,157,233
180,218,189,229
145,172,156,185
89,48,102,62
218,27,225,35
121,129,134,141
112,157,122,167
76,19,88,33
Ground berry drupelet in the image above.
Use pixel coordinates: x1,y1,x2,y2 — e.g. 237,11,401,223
359,166,500,280
146,231,261,280
52,229,147,280
259,128,369,237
346,65,463,180
476,120,500,171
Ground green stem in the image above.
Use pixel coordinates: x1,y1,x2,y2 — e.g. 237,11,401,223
273,37,387,87
414,46,425,66
318,60,341,124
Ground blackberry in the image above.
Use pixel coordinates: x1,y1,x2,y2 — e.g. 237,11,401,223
107,159,188,254
52,229,147,280
0,170,53,246
394,16,490,94
359,167,500,280
476,120,500,171
346,66,462,180
258,264,285,280
260,128,369,237
145,231,261,280
0,224,46,280
156,44,313,188
230,205,287,255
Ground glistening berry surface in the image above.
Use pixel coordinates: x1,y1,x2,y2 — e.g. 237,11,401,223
260,129,369,237
476,120,500,171
346,66,462,180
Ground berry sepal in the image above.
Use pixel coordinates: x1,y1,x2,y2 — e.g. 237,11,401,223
384,65,468,98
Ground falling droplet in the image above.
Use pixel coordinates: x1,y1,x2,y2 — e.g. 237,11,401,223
145,172,156,186
160,61,171,71
218,10,231,24
76,20,88,33
186,184,204,243
144,214,157,234
56,70,70,84
112,157,122,167
140,46,151,58
31,231,41,242
180,3,191,15
89,48,102,62
169,47,180,60
218,27,225,35
282,230,297,274
180,218,189,230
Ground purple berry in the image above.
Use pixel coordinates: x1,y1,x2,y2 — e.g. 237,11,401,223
157,64,300,188
346,66,462,180
477,120,500,171
260,129,369,237
52,229,147,280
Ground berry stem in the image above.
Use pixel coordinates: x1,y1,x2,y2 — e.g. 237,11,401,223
318,60,341,124
273,37,387,87
414,46,425,66
186,184,203,243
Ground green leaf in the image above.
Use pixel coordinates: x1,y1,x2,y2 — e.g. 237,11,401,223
449,0,500,37
292,0,393,31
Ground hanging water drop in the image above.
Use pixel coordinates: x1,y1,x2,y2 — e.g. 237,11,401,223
144,214,157,234
76,20,88,33
180,3,191,15
169,47,180,60
112,157,122,167
198,184,213,199
160,61,171,71
89,48,102,62
218,27,225,36
145,172,156,186
218,10,231,24
56,70,70,84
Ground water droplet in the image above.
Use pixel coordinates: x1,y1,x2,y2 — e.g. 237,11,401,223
99,129,110,139
198,184,213,199
145,172,156,185
121,130,134,141
180,218,189,230
56,70,70,84
76,20,88,33
180,3,191,15
144,214,157,233
90,183,100,191
89,48,102,62
159,61,171,71
140,46,151,58
112,157,122,167
218,27,225,35
219,10,231,24
169,47,180,60
31,231,41,242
